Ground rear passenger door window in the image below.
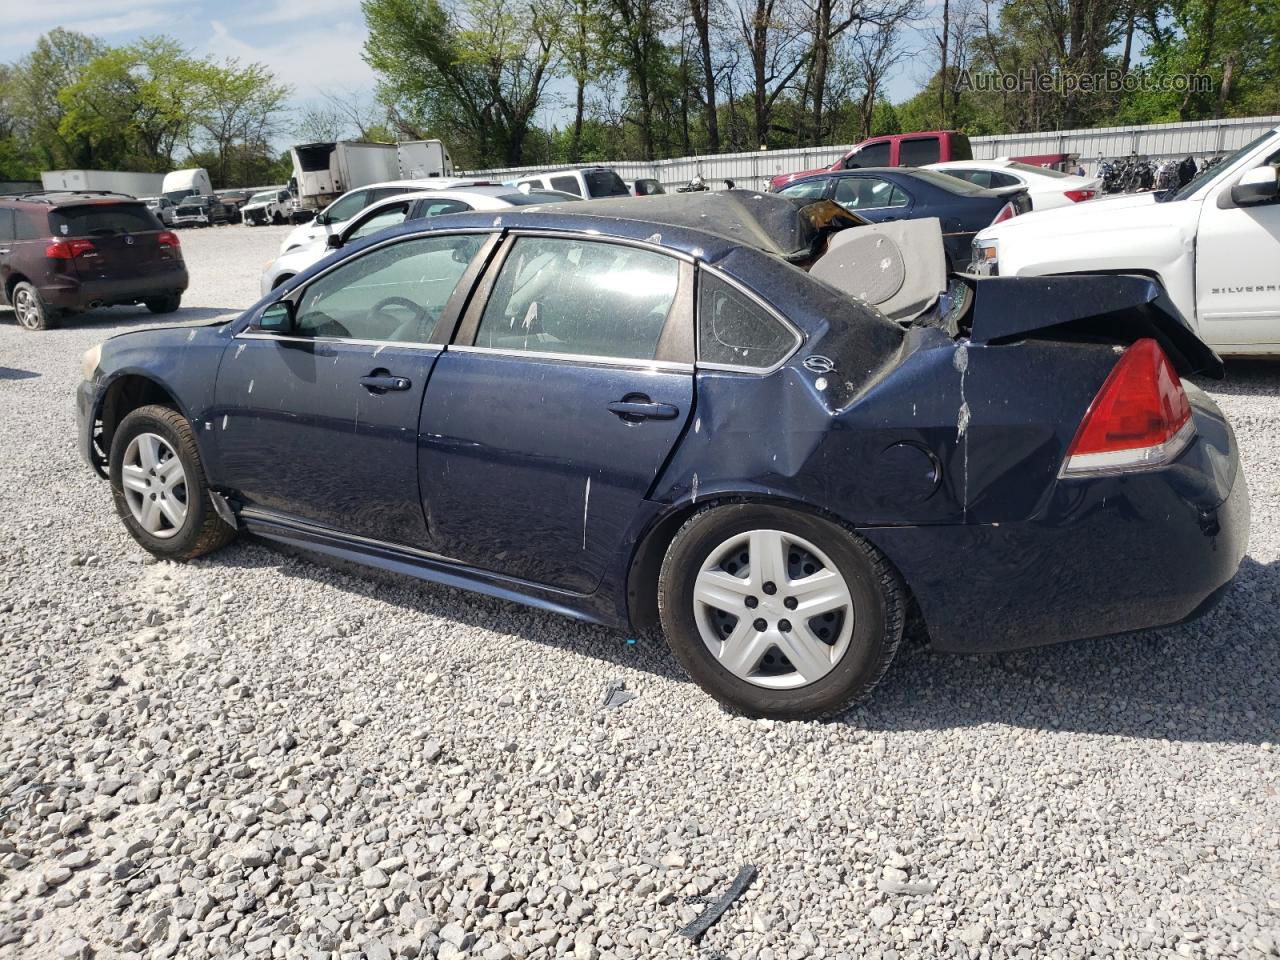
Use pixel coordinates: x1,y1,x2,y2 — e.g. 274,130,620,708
899,137,941,166
0,209,14,243
419,199,473,217
549,176,583,197
473,236,679,360
698,271,799,371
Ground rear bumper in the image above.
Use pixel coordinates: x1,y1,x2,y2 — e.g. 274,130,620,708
863,404,1249,653
43,266,188,311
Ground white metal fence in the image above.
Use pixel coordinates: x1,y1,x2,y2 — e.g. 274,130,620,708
464,114,1280,191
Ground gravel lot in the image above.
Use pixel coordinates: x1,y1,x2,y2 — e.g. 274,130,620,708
1,223,1277,960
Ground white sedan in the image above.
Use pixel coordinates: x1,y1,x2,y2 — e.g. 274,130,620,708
925,159,1101,210
261,187,573,296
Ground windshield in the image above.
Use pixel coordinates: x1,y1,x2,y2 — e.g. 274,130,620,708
248,192,276,204
1167,131,1277,201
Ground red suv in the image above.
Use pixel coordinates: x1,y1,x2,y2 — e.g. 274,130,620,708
770,131,973,191
0,191,188,331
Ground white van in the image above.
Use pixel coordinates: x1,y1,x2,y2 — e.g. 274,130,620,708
512,167,630,199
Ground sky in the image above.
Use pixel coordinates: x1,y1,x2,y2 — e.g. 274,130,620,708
4,0,934,139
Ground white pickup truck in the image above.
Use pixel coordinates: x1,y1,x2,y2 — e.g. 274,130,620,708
973,125,1280,355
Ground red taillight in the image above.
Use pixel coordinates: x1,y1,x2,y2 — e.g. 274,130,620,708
158,231,180,247
1063,189,1097,203
989,202,1017,226
1060,338,1194,477
46,238,96,260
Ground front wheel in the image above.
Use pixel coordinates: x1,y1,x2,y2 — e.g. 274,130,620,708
658,503,904,719
109,405,236,561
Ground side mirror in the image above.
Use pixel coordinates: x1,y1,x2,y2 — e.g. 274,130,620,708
326,233,344,250
1231,166,1279,206
257,300,295,334
313,212,329,226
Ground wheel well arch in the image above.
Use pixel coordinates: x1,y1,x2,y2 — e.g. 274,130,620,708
271,273,294,289
4,271,31,302
99,374,181,457
624,493,920,637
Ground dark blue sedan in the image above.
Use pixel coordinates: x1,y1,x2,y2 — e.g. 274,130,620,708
75,192,1247,719
775,167,1031,268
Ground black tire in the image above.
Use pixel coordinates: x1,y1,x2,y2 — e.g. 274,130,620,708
11,281,58,331
109,404,236,561
145,294,182,314
271,274,294,290
272,210,284,225
657,503,905,719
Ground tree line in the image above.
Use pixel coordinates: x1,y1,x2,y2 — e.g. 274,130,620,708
362,0,1280,170
2,0,1277,185
0,29,292,187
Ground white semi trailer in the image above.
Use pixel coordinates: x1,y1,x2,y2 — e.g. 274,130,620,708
40,169,166,197
396,140,454,179
289,141,399,212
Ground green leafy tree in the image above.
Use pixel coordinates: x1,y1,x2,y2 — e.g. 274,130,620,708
364,0,562,168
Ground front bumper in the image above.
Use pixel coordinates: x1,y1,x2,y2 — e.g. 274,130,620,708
77,378,107,477
44,265,188,312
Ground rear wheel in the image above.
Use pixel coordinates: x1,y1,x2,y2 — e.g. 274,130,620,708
145,294,182,314
272,210,284,225
11,281,58,331
109,404,236,560
658,503,904,719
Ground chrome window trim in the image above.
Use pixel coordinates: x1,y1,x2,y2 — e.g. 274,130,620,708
503,228,696,264
695,264,804,376
448,344,692,373
234,332,445,350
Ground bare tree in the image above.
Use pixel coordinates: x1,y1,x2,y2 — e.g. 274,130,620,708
850,17,912,136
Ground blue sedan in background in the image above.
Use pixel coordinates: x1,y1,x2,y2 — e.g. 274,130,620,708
75,192,1246,719
776,168,1031,268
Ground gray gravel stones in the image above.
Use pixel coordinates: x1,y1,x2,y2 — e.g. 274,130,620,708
0,224,1278,958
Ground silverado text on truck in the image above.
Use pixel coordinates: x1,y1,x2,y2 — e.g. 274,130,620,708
972,125,1280,355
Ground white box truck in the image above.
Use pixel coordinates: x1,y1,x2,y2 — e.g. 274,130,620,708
40,169,166,197
289,141,399,212
397,140,454,179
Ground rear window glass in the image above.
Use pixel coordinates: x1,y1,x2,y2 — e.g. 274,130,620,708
583,170,630,197
51,203,161,236
550,175,583,196
698,272,797,370
909,169,988,195
496,192,561,206
899,137,941,166
1006,161,1072,178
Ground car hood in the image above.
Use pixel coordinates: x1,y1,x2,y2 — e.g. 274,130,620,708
976,190,1192,242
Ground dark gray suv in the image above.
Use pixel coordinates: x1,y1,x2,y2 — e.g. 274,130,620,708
0,191,188,330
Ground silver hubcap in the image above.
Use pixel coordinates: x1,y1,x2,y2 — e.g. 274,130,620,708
13,289,37,328
121,433,188,539
693,529,854,689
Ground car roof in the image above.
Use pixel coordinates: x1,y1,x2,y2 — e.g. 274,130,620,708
0,191,145,207
364,190,865,263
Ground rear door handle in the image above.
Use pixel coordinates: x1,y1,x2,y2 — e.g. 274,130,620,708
359,374,411,393
608,398,680,421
